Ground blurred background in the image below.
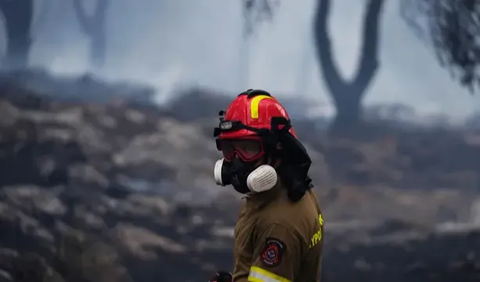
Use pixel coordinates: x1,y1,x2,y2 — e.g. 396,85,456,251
0,0,479,281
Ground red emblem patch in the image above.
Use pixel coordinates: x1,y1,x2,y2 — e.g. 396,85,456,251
260,238,286,267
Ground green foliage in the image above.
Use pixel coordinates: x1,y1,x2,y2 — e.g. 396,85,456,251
401,0,480,92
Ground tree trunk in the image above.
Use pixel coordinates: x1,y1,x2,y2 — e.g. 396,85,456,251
73,0,110,68
91,30,106,68
241,0,278,90
313,0,385,135
330,87,362,134
0,0,34,69
4,32,31,69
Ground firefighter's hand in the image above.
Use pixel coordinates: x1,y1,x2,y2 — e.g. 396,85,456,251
209,271,232,282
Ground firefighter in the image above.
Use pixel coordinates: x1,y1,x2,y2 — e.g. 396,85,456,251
210,89,324,282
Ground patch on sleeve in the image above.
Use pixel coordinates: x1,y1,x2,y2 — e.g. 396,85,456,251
260,237,286,267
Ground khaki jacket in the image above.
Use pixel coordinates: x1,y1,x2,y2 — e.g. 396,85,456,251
232,183,324,282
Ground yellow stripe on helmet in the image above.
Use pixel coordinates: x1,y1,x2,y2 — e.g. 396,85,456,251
250,95,273,119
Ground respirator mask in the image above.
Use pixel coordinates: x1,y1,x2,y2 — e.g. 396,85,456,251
214,158,278,194
213,135,278,194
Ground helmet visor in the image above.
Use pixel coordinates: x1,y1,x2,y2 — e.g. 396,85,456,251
217,138,264,162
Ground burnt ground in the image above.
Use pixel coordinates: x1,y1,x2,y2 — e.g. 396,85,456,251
0,73,480,281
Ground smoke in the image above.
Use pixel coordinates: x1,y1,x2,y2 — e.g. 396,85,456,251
0,0,478,117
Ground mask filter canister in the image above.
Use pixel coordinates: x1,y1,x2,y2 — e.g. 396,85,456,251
214,159,278,193
246,165,277,192
214,158,230,186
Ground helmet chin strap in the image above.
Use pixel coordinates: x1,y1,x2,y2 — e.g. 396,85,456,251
265,143,281,168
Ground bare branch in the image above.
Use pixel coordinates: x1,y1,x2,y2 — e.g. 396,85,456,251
242,0,280,38
314,0,385,99
352,0,385,94
313,0,346,96
31,0,53,36
93,0,110,24
73,0,94,34
73,0,110,35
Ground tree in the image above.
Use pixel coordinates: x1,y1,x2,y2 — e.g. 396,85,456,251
0,0,34,69
0,0,52,69
313,0,386,134
400,0,480,92
242,0,279,38
239,0,279,89
73,0,110,68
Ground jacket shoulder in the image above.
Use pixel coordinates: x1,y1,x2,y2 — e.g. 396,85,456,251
257,191,322,245
262,191,321,225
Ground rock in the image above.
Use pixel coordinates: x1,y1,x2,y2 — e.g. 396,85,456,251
0,101,20,128
111,223,186,258
56,231,132,282
1,186,66,216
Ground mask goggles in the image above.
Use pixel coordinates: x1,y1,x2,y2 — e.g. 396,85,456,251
214,115,292,162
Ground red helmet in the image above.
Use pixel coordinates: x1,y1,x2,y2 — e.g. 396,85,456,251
214,89,296,162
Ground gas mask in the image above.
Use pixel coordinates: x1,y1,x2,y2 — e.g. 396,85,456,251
214,158,278,194
212,102,312,199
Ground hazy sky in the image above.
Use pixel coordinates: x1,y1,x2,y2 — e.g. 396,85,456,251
13,0,480,118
